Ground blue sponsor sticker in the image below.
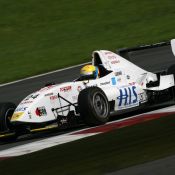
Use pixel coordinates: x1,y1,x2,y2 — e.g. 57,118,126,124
117,86,138,107
111,77,116,85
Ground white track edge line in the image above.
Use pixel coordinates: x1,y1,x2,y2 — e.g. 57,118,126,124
0,105,175,157
0,62,91,87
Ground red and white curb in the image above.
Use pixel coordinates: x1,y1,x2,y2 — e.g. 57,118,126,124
0,105,175,159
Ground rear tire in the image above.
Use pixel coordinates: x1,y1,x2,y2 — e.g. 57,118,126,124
0,102,16,132
78,87,109,126
167,64,175,99
167,64,175,78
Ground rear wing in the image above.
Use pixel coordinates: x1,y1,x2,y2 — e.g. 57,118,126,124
116,39,175,72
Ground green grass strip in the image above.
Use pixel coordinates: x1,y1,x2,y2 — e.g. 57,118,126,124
0,0,175,83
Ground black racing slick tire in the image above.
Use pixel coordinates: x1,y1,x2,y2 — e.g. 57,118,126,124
78,87,109,126
167,64,175,80
167,64,175,99
0,102,16,132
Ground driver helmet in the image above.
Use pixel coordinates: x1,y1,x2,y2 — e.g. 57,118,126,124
80,65,99,80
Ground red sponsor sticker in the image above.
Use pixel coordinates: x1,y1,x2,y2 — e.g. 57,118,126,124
111,60,120,64
108,55,117,60
60,86,72,92
35,107,47,116
77,86,82,92
50,95,58,100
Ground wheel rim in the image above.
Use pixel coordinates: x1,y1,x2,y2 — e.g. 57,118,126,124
5,108,15,131
93,92,108,118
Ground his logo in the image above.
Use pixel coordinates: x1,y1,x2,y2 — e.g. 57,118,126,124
117,86,138,107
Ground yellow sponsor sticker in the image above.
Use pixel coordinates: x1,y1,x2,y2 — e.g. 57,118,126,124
11,112,24,121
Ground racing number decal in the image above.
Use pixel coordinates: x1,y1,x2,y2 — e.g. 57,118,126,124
117,86,138,108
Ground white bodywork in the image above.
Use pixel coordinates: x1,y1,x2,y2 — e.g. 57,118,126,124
11,46,175,125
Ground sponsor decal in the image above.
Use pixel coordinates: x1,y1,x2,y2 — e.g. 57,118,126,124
115,71,122,76
15,107,28,112
60,86,72,92
39,85,55,92
35,106,47,117
138,92,147,103
21,101,33,105
100,81,110,86
108,55,116,60
86,84,97,88
126,75,130,79
117,86,138,108
116,77,122,82
111,60,120,64
111,77,116,85
11,112,24,121
28,111,32,119
45,93,53,97
24,94,39,101
60,118,68,124
50,95,58,100
129,82,136,86
104,51,112,55
77,86,82,92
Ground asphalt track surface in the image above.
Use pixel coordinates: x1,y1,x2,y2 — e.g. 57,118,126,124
0,45,175,174
129,45,175,72
0,65,81,104
107,154,175,175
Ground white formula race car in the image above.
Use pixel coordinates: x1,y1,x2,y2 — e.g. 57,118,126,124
1,40,175,138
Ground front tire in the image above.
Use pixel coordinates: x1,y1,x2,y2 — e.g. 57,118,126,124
78,87,109,126
0,102,16,132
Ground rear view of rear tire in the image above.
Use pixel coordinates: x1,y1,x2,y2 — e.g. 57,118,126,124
78,87,109,126
0,102,16,132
